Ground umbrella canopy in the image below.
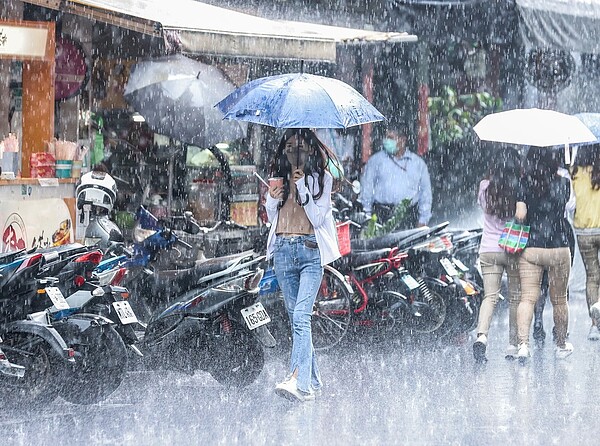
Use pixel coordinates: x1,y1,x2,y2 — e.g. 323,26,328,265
473,108,597,147
215,72,385,129
574,113,600,143
124,54,246,147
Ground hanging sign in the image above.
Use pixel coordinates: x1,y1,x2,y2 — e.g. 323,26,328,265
0,23,49,59
55,35,89,101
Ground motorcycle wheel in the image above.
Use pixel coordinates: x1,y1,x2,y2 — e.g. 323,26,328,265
60,325,128,405
207,319,264,388
403,288,447,334
312,269,353,351
0,333,61,407
435,292,480,339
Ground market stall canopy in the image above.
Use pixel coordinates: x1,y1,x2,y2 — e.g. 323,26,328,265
24,0,417,62
517,0,600,54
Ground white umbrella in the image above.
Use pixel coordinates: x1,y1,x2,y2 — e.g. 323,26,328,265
474,108,596,147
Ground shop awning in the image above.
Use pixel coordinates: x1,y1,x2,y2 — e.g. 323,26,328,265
25,0,417,62
517,0,600,54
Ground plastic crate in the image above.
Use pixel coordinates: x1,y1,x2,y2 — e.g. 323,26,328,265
336,221,351,256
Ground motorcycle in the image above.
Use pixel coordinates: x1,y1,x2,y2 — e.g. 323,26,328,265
86,204,275,387
4,245,131,405
0,250,75,406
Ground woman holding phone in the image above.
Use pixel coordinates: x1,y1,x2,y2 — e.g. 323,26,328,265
265,128,341,402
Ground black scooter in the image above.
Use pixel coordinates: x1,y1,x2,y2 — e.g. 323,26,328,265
88,207,275,387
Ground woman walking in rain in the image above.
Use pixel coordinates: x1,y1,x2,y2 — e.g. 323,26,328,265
265,128,341,402
571,143,600,340
515,147,573,361
473,148,522,362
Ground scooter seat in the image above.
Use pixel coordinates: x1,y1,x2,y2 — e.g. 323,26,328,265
155,250,255,282
348,248,392,267
37,243,89,261
351,227,427,251
0,249,26,265
192,250,255,277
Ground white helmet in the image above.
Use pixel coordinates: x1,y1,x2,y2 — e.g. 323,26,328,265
76,170,118,212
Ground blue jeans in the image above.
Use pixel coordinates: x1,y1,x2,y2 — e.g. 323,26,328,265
273,234,323,393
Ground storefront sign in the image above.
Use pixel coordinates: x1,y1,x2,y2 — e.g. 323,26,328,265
0,24,49,59
1,199,73,252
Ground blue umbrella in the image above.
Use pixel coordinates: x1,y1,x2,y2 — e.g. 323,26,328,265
574,113,600,143
215,72,385,129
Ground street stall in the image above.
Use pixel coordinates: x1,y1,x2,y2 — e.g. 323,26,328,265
5,0,416,253
0,19,80,251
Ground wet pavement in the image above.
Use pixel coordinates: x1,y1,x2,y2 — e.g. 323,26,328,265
1,279,598,445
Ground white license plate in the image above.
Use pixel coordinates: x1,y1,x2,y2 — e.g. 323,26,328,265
453,258,469,272
241,302,271,330
440,258,459,276
45,287,70,310
112,301,138,325
401,274,420,290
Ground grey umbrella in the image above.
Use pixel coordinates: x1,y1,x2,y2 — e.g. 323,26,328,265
124,54,246,147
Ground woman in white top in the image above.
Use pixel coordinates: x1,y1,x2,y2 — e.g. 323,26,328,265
265,128,341,402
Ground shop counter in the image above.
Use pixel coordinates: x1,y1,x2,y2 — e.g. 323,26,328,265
0,178,78,251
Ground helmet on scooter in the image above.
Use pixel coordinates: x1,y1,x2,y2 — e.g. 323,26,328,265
76,170,118,212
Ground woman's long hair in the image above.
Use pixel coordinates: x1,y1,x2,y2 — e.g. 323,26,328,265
485,148,521,219
524,146,560,196
572,143,600,190
269,128,339,206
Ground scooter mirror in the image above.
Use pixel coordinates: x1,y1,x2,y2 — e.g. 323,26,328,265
108,229,124,243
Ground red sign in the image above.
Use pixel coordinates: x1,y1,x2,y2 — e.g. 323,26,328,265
55,35,88,101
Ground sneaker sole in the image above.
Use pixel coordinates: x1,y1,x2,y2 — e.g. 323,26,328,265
275,387,314,402
473,342,487,362
556,349,574,360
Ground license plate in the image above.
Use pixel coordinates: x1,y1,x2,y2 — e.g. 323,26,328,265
440,258,459,276
112,301,138,325
45,287,70,310
453,258,469,272
241,302,271,330
401,273,420,290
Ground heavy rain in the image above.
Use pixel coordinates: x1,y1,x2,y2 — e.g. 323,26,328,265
1,0,600,444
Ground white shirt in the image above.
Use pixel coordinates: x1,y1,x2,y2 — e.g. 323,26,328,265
265,171,341,266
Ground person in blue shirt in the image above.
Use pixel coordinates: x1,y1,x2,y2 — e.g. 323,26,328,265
360,123,432,228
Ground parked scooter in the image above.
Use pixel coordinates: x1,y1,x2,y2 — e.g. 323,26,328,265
0,250,75,406
76,169,275,387
334,191,481,338
34,246,131,405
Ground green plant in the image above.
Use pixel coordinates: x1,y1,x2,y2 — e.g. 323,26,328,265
428,86,502,146
364,198,413,239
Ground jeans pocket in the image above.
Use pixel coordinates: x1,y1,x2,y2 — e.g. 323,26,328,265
304,240,318,249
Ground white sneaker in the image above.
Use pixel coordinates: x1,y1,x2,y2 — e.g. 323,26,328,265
517,343,530,363
555,342,574,359
275,376,315,402
504,344,518,360
472,334,487,362
591,302,600,326
588,325,600,341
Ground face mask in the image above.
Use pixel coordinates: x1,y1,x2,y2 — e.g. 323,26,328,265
383,138,398,155
286,149,309,168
